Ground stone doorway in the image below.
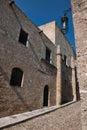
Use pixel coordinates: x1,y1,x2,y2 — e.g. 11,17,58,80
43,85,49,106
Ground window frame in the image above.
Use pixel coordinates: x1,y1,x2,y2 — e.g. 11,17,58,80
45,47,51,63
19,28,28,46
10,67,24,87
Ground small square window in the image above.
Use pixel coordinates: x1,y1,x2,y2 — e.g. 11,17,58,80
45,47,51,63
19,29,28,46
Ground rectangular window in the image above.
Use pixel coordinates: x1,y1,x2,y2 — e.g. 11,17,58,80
45,47,51,63
19,29,28,46
10,68,23,87
64,55,66,64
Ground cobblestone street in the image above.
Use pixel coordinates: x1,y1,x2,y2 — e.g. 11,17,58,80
1,101,81,130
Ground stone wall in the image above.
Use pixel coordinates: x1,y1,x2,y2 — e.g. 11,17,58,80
0,0,57,117
39,21,77,104
71,0,87,90
0,0,77,119
39,21,75,67
71,0,87,129
61,60,73,103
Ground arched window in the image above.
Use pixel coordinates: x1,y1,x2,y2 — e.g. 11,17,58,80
10,68,23,87
43,85,49,106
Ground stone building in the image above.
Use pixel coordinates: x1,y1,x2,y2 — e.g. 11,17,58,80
71,0,87,129
0,0,76,118
39,21,77,104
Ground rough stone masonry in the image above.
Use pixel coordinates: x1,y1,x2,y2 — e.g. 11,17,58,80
71,0,87,129
0,0,76,118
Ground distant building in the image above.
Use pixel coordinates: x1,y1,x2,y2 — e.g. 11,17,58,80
0,0,76,118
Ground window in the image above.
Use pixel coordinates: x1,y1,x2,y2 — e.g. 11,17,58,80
64,55,66,64
10,68,23,87
19,29,28,46
45,47,51,63
65,80,67,87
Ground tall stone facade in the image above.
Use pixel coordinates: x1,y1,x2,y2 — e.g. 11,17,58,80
71,0,87,129
0,0,76,118
39,21,77,104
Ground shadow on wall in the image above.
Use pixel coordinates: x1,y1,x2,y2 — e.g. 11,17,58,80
0,66,29,112
75,67,80,100
11,3,43,66
0,66,9,82
61,59,73,104
61,60,80,104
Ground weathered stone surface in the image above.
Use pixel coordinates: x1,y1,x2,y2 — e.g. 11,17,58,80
1,101,81,130
0,0,76,121
71,0,87,129
0,0,57,117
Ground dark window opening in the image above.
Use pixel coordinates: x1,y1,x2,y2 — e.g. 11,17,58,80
10,68,23,87
65,80,67,87
43,85,49,106
19,29,28,46
45,47,51,63
64,55,66,64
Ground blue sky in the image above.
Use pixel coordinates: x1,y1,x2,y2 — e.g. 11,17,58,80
14,0,76,52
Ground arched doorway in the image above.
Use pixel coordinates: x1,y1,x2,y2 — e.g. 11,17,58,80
43,85,49,106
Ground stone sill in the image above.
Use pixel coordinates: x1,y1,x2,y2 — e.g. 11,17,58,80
0,101,76,129
41,58,57,69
